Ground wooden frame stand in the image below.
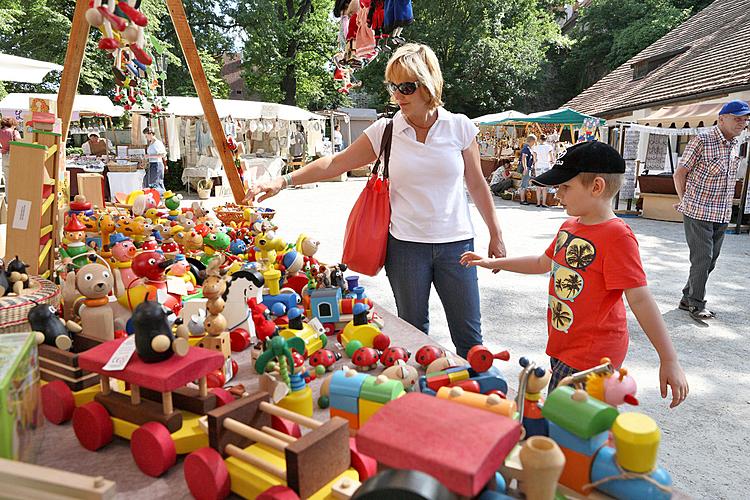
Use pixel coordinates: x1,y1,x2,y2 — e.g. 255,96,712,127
57,0,245,204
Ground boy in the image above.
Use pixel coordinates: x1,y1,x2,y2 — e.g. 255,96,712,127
461,141,688,408
519,134,536,206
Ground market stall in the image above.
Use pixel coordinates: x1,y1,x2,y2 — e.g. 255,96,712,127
612,101,750,230
131,96,326,193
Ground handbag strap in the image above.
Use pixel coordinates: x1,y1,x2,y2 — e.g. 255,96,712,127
372,120,394,179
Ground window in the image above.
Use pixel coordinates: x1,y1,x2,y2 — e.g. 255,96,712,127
318,302,332,318
631,47,690,81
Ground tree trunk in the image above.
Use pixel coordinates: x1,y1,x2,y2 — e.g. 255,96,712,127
282,60,297,105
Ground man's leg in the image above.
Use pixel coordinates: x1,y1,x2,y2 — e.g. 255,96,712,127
432,239,482,359
682,215,715,310
384,234,433,336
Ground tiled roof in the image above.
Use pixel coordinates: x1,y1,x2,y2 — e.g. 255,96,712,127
565,0,750,117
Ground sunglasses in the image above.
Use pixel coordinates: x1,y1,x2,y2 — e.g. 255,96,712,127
386,81,420,95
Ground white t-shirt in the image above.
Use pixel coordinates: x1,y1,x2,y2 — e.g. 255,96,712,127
147,139,167,164
333,130,343,146
363,107,479,243
533,142,555,173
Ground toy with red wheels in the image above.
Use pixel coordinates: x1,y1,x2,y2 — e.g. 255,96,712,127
184,392,368,499
38,333,104,424
72,337,229,477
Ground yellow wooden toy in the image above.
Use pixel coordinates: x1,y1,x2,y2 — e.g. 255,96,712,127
611,412,660,473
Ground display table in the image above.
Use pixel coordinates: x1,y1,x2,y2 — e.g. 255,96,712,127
28,305,449,498
640,193,682,222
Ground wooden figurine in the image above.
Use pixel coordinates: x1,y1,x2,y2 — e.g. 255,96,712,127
108,232,138,293
6,256,30,295
519,436,565,500
75,259,115,342
203,256,229,337
61,271,81,322
132,299,188,363
381,360,419,391
60,214,91,269
519,357,552,438
97,212,117,258
28,303,81,351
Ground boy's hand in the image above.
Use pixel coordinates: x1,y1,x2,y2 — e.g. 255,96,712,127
659,360,689,408
460,251,499,270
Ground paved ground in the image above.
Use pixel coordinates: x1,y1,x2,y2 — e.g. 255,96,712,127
207,178,747,498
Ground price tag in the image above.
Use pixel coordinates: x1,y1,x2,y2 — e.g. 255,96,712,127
308,317,326,336
103,336,136,371
167,277,189,296
156,288,169,304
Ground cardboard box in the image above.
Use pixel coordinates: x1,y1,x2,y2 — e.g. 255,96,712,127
0,333,42,461
77,172,106,208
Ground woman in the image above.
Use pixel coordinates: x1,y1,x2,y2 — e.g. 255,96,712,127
0,117,22,188
143,127,167,193
244,43,505,357
533,134,555,208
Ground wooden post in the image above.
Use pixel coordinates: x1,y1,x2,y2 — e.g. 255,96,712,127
165,0,245,204
131,384,140,405
100,375,111,395
57,0,91,142
199,376,208,397
163,391,173,415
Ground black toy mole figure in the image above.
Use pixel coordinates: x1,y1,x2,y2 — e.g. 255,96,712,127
28,303,77,351
132,299,189,363
7,256,30,294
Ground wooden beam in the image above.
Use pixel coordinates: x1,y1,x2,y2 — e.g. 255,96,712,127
165,0,245,204
58,0,91,141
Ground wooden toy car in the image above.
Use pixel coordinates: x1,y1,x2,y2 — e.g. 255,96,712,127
184,391,365,499
71,338,232,477
39,334,103,424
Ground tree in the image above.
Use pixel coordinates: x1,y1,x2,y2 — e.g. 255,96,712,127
358,0,565,116
234,0,346,108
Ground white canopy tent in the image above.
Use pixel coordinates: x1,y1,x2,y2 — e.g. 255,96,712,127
472,110,529,125
141,96,326,122
0,93,123,120
0,53,62,84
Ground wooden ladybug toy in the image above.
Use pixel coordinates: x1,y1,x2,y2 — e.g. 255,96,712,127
352,347,380,371
415,345,445,369
308,349,341,371
380,346,411,367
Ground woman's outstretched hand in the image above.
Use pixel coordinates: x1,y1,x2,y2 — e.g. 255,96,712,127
244,177,284,203
488,234,506,274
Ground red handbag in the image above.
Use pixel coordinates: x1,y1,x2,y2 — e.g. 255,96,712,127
342,121,393,276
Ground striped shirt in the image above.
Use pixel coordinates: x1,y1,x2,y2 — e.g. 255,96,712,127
677,126,740,223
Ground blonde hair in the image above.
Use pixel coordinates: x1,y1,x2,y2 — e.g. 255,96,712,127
578,172,624,199
385,43,444,109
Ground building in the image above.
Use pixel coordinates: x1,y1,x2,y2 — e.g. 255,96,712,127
221,53,250,100
565,0,750,127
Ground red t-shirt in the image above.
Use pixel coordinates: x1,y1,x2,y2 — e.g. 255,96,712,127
544,217,647,370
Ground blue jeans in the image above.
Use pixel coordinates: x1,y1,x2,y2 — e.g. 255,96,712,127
144,161,165,193
384,234,482,358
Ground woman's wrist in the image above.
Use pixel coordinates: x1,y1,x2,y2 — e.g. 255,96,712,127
281,173,293,189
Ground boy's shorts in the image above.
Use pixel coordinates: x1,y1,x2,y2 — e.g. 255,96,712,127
548,357,581,392
520,172,532,188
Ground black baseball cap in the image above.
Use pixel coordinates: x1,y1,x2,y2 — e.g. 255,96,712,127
532,141,625,187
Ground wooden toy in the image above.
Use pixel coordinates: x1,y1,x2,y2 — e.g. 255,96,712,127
414,345,445,369
6,256,31,295
518,436,565,500
436,386,516,418
0,259,10,297
224,269,265,342
425,356,461,374
73,336,227,476
248,298,277,342
467,345,510,373
303,285,375,334
381,360,419,391
184,392,359,499
355,392,521,498
419,363,509,397
60,215,92,269
97,212,117,257
75,259,115,342
379,346,410,367
324,368,404,430
308,348,341,371
340,303,381,348
255,336,305,388
28,303,77,350
351,347,380,371
108,232,139,292
585,364,639,407
610,412,660,473
0,458,115,500
132,299,189,363
517,357,552,438
589,445,672,499
277,307,327,357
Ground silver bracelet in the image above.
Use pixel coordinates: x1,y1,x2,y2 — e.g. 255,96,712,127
282,173,293,188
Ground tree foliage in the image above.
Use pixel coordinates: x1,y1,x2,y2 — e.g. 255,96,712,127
234,0,345,109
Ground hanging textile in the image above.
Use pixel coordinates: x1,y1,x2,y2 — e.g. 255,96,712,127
355,2,377,59
166,114,181,162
